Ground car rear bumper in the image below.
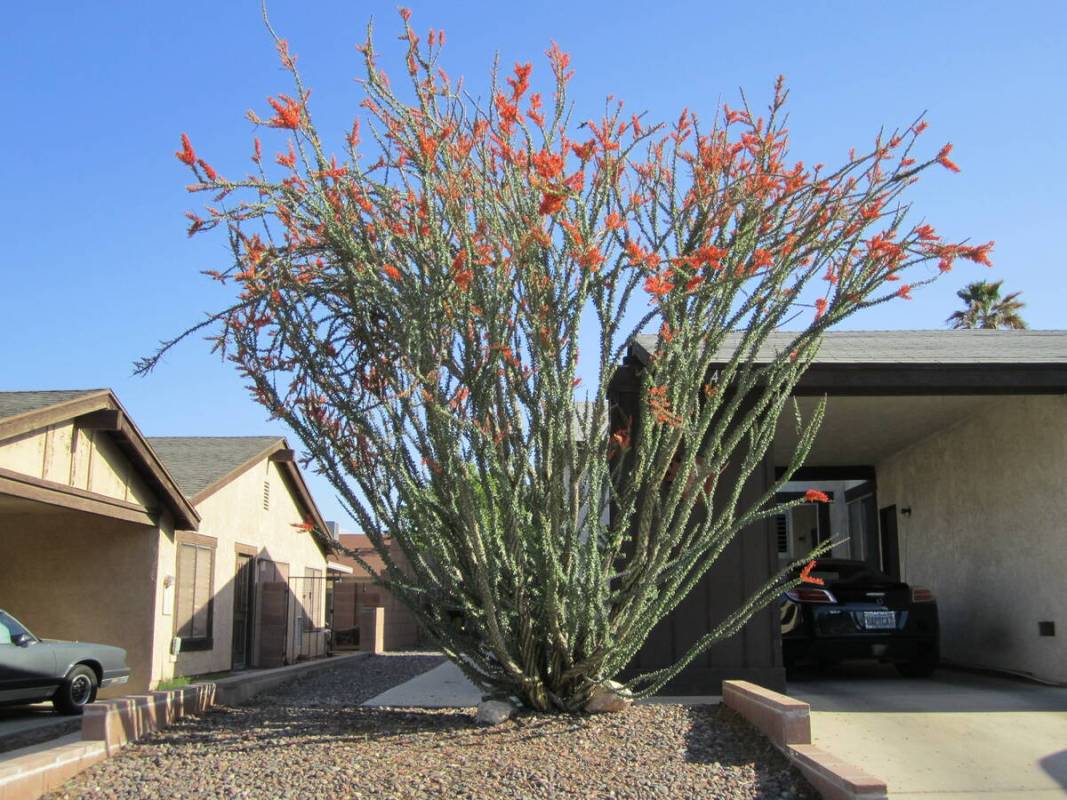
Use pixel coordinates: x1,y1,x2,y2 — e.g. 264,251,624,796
783,635,938,666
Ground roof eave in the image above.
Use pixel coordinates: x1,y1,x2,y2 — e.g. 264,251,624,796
0,390,201,530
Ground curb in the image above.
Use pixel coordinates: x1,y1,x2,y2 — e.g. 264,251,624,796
722,680,888,800
213,652,366,706
0,653,365,800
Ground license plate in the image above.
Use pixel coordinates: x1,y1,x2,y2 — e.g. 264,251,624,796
863,610,896,630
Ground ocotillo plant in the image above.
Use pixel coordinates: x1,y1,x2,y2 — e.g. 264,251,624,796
146,9,992,711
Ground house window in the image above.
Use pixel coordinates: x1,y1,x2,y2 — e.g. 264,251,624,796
175,535,216,650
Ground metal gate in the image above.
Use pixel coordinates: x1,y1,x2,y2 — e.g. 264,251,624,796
287,573,330,661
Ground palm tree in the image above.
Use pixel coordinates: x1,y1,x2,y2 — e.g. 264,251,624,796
947,280,1028,329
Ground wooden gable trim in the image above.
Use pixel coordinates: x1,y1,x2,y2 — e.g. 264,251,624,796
188,439,286,507
0,465,156,526
274,459,332,560
187,438,331,559
101,409,200,530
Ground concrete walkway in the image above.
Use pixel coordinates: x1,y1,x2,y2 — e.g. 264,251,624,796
788,664,1067,798
363,660,483,707
362,659,722,708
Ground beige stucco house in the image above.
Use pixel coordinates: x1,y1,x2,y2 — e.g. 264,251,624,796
0,389,330,696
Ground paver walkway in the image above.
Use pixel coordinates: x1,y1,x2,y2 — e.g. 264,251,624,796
788,664,1067,798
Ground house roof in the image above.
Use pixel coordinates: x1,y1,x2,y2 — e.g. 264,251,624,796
0,389,109,420
146,436,283,501
147,435,331,556
631,330,1067,366
0,389,200,529
572,400,596,443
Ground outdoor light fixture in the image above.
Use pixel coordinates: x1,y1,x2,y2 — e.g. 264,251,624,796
901,507,912,517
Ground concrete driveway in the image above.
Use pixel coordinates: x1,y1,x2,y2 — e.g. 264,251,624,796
0,703,79,753
788,664,1067,799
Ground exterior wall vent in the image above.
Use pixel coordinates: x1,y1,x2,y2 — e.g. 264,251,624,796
775,514,789,554
263,480,270,510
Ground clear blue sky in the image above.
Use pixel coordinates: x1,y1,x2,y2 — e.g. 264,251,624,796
3,1,1064,528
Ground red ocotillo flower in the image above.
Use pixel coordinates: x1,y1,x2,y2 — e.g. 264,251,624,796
804,489,830,503
936,143,960,173
175,133,196,166
266,95,303,130
799,561,826,586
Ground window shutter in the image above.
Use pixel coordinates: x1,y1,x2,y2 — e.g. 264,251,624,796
176,540,216,644
191,547,213,638
176,544,198,638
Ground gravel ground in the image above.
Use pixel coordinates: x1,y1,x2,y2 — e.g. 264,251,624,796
46,653,816,800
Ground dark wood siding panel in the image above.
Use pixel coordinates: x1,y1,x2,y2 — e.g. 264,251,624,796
742,455,779,670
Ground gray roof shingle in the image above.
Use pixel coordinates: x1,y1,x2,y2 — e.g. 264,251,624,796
632,330,1067,365
146,436,283,500
0,389,107,421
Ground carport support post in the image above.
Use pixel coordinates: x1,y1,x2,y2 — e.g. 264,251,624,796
359,605,385,654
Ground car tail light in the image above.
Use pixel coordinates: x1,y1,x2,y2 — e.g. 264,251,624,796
786,587,837,604
911,587,936,603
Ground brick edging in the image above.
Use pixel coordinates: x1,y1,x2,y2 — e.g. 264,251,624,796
722,680,888,800
0,653,365,800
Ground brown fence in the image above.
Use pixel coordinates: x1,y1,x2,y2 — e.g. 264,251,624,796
329,577,422,651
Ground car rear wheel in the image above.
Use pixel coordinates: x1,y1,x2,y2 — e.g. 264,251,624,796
53,665,98,715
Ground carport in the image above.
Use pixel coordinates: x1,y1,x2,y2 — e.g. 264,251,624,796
0,391,199,697
623,330,1067,689
762,330,1067,687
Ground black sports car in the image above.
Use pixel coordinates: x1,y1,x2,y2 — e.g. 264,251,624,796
780,559,940,677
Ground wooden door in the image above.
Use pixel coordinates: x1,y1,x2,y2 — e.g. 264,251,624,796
256,561,289,668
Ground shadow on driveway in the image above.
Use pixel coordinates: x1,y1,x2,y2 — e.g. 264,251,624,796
0,703,79,754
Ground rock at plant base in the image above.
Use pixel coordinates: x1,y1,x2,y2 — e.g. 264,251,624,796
476,699,517,725
585,681,633,713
